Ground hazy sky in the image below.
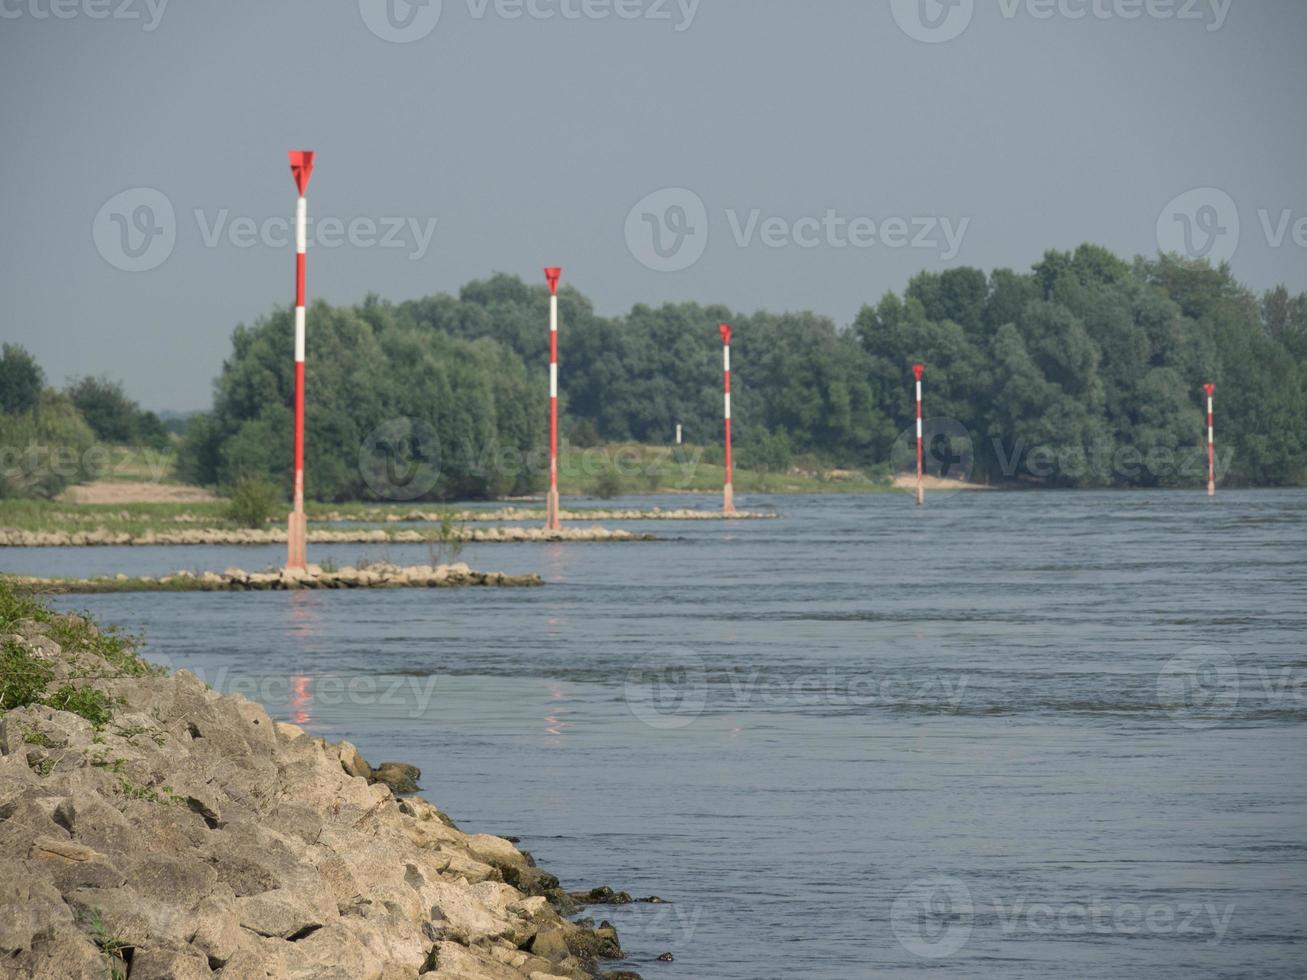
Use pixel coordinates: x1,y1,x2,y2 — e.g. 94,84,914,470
2,0,1304,410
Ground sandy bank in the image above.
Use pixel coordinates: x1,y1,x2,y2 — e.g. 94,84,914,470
58,482,220,505
0,605,638,979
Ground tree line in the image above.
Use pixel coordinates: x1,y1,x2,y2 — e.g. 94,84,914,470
179,245,1305,498
0,345,171,498
5,244,1304,501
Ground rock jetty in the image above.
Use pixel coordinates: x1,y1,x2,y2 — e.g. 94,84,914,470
3,563,542,595
0,601,636,978
0,528,653,549
315,508,778,524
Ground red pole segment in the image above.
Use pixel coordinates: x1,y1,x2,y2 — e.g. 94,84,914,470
287,150,315,570
913,363,925,506
720,323,736,516
1205,383,1216,497
545,267,562,531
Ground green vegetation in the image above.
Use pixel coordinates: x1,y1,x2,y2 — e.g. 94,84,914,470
80,908,130,980
176,300,540,500
0,346,173,499
173,248,1307,496
225,476,279,528
0,639,54,712
5,248,1306,502
42,684,115,727
589,469,625,500
66,375,169,450
0,578,158,728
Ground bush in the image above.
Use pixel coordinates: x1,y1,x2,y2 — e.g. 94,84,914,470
0,391,97,499
590,469,624,500
44,685,114,727
0,344,44,415
0,640,53,712
225,477,281,528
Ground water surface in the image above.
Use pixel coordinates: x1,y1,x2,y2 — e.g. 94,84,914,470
8,491,1305,978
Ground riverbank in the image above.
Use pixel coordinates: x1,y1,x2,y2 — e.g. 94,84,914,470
0,584,637,978
2,562,541,594
0,527,654,548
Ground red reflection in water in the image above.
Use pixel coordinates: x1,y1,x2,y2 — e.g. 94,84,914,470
543,683,572,742
287,589,322,640
287,592,321,726
291,675,312,726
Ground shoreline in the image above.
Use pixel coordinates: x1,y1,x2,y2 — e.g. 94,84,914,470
0,590,643,978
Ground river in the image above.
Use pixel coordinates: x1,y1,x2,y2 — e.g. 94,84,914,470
4,490,1305,978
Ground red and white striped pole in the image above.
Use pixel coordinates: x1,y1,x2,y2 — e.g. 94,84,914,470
720,323,736,516
545,267,562,531
913,363,925,507
1204,383,1216,497
287,150,315,570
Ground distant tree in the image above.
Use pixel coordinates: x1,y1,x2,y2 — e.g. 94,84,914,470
0,344,45,415
66,376,139,443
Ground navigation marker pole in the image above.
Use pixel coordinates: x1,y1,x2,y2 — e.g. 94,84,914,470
545,267,562,532
1205,383,1216,497
287,150,315,571
912,363,925,506
720,323,736,516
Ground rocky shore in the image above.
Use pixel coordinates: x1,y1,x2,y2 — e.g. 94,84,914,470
0,595,639,979
0,527,654,549
316,508,778,524
2,562,542,595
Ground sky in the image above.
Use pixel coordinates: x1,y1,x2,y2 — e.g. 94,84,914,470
1,0,1305,411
